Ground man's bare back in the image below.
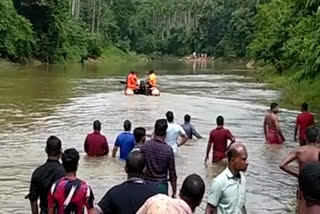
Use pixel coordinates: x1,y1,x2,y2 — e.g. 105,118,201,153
264,111,285,144
280,127,319,214
280,145,320,177
265,103,281,131
296,146,320,170
265,112,278,130
280,145,320,214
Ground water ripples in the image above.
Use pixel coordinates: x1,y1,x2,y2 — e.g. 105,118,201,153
0,67,298,214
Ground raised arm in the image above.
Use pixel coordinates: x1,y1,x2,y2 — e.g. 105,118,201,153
279,150,299,177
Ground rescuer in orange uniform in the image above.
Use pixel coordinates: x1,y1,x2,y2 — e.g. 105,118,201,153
126,71,138,91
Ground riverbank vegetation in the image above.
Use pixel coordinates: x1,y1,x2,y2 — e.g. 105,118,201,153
1,0,260,63
249,0,320,82
0,1,319,84
249,0,320,112
259,66,320,113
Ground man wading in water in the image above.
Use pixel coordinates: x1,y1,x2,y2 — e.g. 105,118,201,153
141,119,177,197
264,103,285,144
165,111,188,154
299,162,320,214
294,102,315,146
279,127,320,213
205,116,235,163
205,143,249,214
27,136,64,214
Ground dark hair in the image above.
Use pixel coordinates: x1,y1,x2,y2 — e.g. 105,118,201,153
166,111,174,123
124,120,132,131
180,174,205,208
149,70,154,74
299,162,320,201
126,151,145,174
93,120,101,131
216,116,224,126
46,136,62,156
62,148,79,173
270,102,278,110
227,146,239,161
154,119,168,137
301,102,308,111
227,144,247,162
306,127,318,143
130,71,135,74
134,127,146,143
184,114,191,123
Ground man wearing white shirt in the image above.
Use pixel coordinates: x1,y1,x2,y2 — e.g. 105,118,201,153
165,111,188,154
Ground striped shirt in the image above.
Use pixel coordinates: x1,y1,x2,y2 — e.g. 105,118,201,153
141,139,177,182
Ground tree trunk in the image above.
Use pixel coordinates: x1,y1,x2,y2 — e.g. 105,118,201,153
75,0,80,19
97,0,101,33
92,0,96,33
71,0,75,17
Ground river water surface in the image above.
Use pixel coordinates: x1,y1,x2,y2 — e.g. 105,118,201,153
0,61,299,213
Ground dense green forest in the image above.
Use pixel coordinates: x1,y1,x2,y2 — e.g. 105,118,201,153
0,0,319,80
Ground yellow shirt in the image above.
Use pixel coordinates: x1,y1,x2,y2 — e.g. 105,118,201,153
149,73,157,87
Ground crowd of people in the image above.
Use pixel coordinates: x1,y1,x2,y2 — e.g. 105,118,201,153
26,102,320,214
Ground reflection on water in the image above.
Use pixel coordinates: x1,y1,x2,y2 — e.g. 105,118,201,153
0,61,298,213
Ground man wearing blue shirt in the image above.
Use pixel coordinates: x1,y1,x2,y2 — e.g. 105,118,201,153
112,120,136,160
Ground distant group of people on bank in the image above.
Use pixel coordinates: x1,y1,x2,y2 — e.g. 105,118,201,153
26,101,320,214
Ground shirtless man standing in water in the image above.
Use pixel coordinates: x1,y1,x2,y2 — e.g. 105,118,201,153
279,127,320,213
264,103,285,144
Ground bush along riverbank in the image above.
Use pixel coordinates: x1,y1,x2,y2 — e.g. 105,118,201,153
100,47,150,64
257,65,320,117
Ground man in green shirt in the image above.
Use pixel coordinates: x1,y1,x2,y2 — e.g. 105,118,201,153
205,143,249,214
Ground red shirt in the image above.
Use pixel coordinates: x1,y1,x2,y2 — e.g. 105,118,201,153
48,177,94,214
296,112,314,140
209,127,235,162
84,131,109,156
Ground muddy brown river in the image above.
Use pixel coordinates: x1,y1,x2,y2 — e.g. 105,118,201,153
0,61,299,213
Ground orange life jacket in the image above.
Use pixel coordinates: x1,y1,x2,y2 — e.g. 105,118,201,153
127,74,137,89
